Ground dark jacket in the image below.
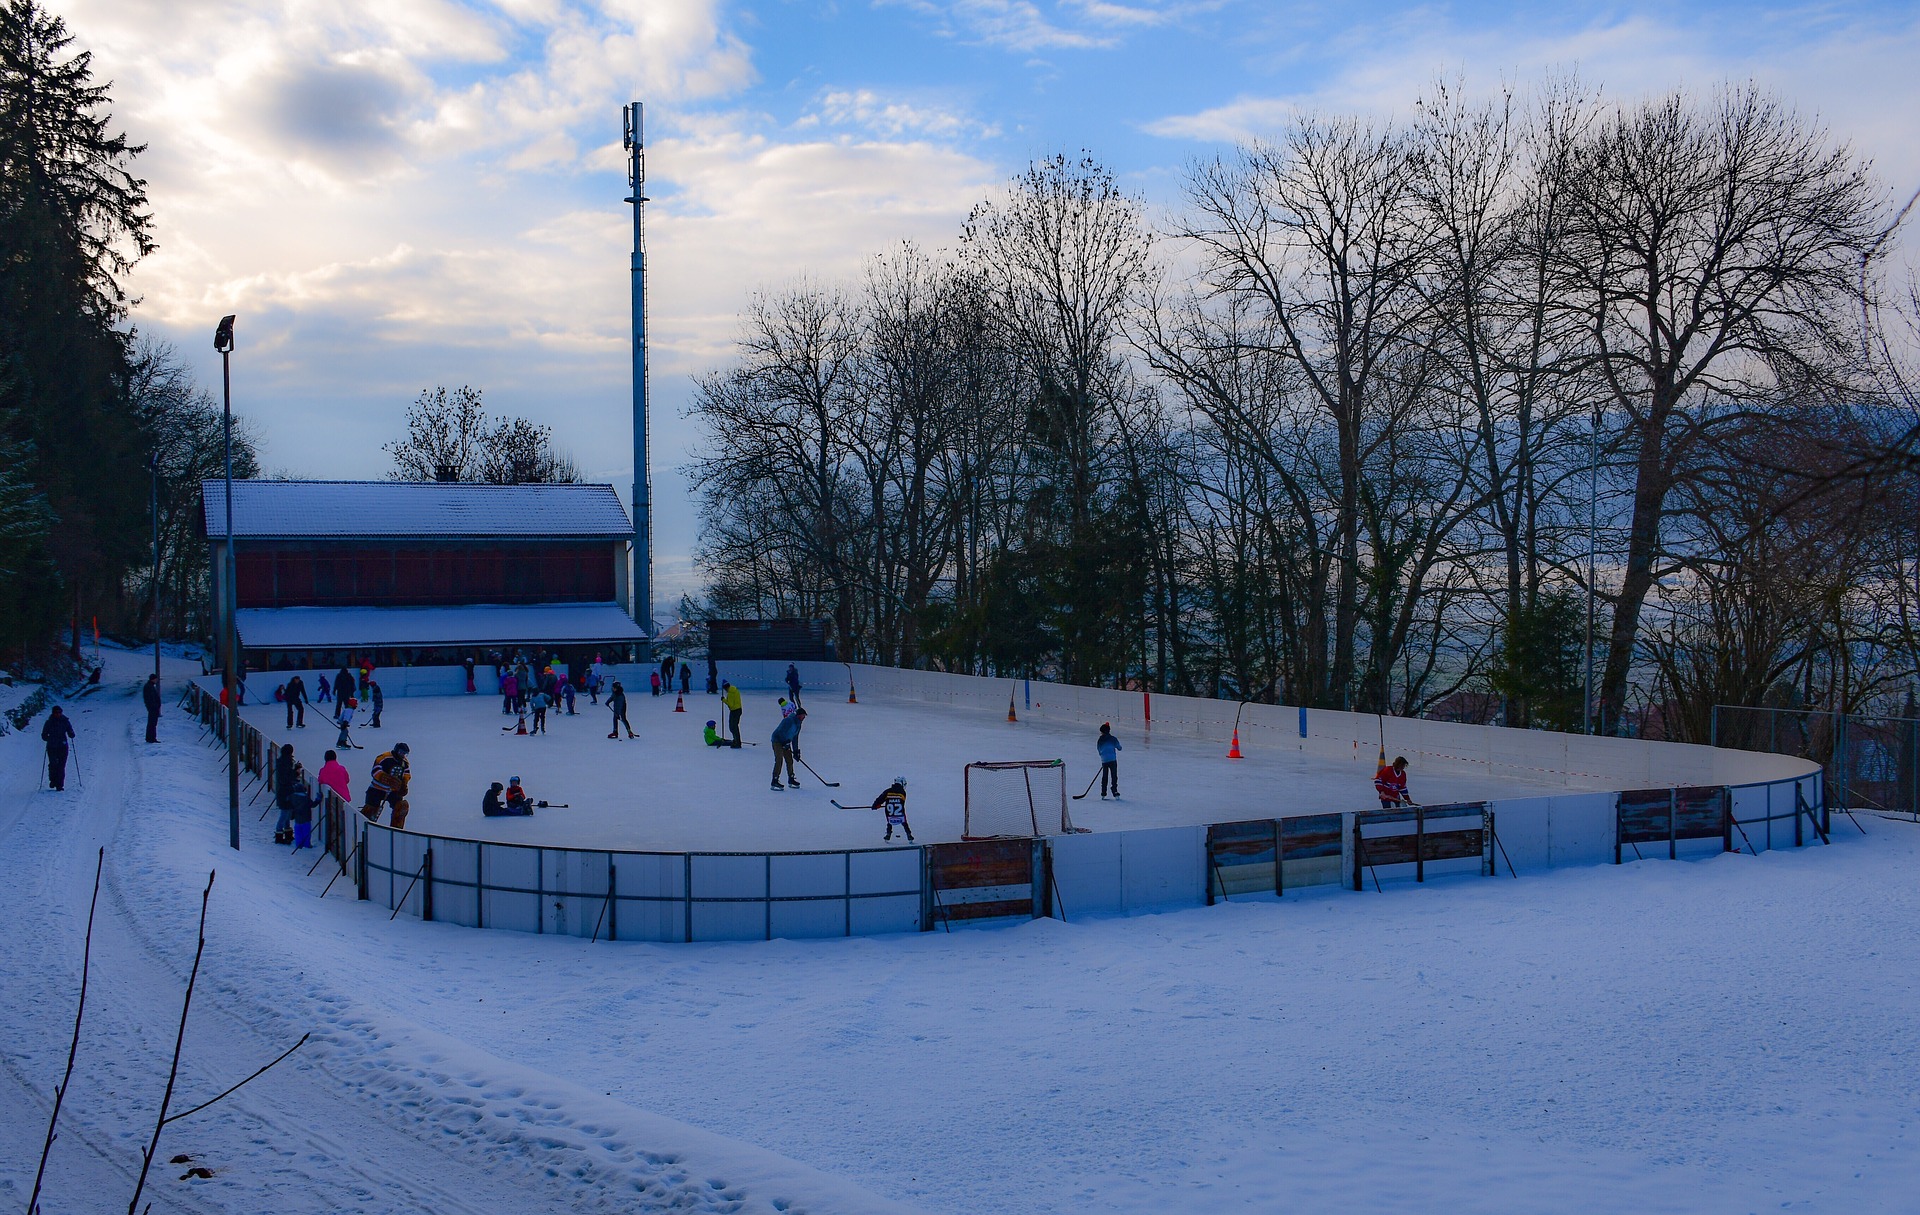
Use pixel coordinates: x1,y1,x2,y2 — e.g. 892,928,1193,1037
285,675,306,704
482,784,507,816
275,749,298,806
143,679,162,714
41,712,74,749
334,668,354,702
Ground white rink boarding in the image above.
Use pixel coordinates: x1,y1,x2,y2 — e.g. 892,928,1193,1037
226,662,1821,942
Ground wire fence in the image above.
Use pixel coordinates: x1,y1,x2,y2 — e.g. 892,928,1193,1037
1714,704,1919,819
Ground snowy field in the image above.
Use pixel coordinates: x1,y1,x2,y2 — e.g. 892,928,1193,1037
234,684,1564,851
5,648,1918,1214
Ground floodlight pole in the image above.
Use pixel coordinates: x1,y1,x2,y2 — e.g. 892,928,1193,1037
1585,405,1599,736
623,101,654,647
149,454,161,681
215,315,239,851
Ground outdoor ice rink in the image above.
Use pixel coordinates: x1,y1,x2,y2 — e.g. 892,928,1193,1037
238,677,1568,852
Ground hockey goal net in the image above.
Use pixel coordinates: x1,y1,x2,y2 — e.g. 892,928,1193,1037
963,760,1077,839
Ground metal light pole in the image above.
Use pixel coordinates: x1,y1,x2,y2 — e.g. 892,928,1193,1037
1585,405,1600,736
622,101,653,644
149,454,160,681
215,314,239,851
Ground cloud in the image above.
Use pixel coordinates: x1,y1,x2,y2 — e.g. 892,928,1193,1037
880,0,1114,51
1140,9,1920,198
802,88,1001,141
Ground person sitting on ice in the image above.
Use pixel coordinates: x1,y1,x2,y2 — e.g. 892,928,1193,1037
873,777,914,843
483,780,534,816
503,776,535,815
1374,756,1413,808
703,719,724,748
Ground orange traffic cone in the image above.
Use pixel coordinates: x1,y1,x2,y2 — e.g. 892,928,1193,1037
1008,691,1018,723
848,679,858,704
1228,729,1242,759
674,693,686,713
515,714,528,736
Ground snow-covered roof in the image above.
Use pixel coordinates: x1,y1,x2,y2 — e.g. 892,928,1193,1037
236,603,648,649
202,480,633,539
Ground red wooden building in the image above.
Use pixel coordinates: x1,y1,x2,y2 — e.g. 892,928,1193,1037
202,480,647,671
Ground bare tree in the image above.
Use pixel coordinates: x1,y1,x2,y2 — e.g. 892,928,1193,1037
1556,85,1885,731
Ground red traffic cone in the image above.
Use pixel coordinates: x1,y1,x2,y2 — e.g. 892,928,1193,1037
515,715,528,736
674,693,686,713
1008,691,1018,723
1228,729,1242,759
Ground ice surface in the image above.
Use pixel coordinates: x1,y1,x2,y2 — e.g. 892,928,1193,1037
239,686,1564,851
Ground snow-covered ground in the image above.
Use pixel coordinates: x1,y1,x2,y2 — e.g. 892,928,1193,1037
233,685,1562,851
5,647,1918,1213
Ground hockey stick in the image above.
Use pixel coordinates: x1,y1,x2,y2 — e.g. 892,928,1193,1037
797,756,840,787
1071,772,1099,800
829,799,867,810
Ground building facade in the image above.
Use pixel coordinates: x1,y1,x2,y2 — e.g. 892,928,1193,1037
202,480,647,672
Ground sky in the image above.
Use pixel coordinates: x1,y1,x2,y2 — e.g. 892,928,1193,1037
62,0,1920,619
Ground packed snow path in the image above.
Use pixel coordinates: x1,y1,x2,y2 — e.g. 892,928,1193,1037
6,647,1919,1212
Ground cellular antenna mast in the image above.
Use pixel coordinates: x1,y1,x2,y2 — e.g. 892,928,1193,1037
622,101,653,640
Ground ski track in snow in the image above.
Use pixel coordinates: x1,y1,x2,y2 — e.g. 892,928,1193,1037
5,647,1920,1212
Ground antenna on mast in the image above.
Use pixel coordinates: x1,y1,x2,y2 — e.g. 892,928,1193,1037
622,102,653,644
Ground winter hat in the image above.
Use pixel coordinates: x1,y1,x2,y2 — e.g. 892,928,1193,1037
1099,722,1111,733
489,781,503,792
706,720,716,728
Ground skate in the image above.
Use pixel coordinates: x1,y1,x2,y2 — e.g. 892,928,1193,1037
770,782,784,792
788,778,801,788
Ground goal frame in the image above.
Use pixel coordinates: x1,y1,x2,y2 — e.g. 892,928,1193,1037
962,759,1074,839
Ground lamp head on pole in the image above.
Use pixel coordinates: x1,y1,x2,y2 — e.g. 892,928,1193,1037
214,314,235,353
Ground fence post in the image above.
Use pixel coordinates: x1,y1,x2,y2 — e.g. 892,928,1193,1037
1272,820,1283,897
422,847,434,922
1667,789,1677,860
1415,805,1425,883
1722,788,1733,853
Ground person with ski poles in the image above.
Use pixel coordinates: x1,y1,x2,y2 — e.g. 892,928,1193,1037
41,706,75,790
607,680,634,739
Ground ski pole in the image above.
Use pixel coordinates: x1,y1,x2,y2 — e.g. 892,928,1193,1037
71,742,82,789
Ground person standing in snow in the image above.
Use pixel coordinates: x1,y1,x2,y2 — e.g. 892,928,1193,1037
273,744,300,844
1374,756,1412,808
41,706,75,791
1096,722,1123,799
284,673,307,729
366,679,384,729
607,680,634,739
785,663,802,708
679,661,691,695
143,673,162,743
769,707,806,791
873,777,914,842
463,655,477,694
317,749,351,807
721,679,743,747
530,688,551,734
